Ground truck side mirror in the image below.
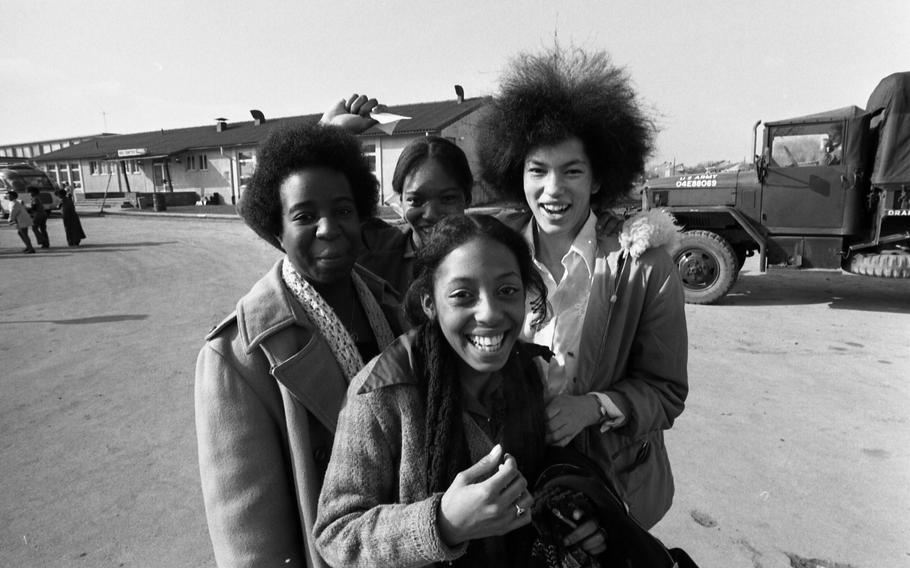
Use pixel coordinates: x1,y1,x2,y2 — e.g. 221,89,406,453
755,152,768,182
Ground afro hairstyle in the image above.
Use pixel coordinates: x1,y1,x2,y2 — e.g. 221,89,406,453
477,45,654,210
239,122,379,250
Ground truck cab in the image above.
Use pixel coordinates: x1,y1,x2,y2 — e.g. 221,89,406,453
644,73,910,303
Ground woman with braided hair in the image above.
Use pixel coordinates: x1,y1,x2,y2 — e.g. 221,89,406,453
315,214,607,567
478,45,689,530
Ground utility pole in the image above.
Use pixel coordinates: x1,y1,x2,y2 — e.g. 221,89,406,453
101,110,108,132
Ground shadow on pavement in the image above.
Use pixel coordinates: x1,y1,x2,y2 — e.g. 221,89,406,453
69,242,177,249
720,270,910,314
0,314,149,325
0,242,177,256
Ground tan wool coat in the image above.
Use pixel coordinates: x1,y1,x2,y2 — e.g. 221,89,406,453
195,260,402,568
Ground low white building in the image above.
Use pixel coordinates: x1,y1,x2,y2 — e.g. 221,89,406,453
34,97,488,207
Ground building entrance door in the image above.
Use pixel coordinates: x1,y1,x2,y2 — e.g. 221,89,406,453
152,162,166,191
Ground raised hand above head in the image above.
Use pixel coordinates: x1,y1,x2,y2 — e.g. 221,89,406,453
319,93,387,133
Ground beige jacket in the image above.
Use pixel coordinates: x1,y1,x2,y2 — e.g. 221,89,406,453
503,209,689,529
195,260,402,568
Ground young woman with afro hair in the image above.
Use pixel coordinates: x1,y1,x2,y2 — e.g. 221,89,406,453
478,46,689,529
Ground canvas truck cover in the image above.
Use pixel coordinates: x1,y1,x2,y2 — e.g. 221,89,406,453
866,71,910,186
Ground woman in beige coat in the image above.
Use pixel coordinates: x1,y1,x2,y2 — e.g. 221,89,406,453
195,112,402,567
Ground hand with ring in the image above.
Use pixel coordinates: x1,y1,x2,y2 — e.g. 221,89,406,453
438,445,534,545
513,487,533,519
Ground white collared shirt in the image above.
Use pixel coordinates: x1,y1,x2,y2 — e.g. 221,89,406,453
522,212,597,397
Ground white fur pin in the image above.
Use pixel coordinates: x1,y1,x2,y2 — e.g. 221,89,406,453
618,209,682,259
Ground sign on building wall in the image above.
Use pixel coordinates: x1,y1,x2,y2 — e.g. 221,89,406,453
117,148,148,157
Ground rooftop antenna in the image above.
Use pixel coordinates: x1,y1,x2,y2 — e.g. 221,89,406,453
101,109,108,131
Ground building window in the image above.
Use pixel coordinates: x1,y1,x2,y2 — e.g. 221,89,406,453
361,143,377,174
119,159,140,174
238,152,256,190
90,161,100,175
184,153,207,171
68,163,81,189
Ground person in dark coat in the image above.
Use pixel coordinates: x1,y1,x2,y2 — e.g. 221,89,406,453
56,189,85,246
27,187,50,248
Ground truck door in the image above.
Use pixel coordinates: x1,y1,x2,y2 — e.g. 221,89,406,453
761,121,848,232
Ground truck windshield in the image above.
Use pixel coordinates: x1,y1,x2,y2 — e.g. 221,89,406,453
769,122,843,167
9,173,56,191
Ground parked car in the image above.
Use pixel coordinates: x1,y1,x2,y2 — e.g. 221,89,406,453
0,163,61,218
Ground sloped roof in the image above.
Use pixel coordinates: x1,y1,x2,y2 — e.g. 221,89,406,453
34,98,486,162
362,97,487,135
764,105,865,127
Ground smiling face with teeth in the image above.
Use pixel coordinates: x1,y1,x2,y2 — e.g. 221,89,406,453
422,236,527,383
523,137,599,248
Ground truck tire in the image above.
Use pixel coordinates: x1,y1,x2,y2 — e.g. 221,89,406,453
673,230,738,304
845,251,910,278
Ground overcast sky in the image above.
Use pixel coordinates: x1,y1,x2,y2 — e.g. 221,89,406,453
3,0,909,165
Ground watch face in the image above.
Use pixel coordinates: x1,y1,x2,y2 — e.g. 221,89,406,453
589,394,607,418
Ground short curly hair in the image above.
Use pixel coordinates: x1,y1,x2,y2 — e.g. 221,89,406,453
239,122,379,250
477,46,654,209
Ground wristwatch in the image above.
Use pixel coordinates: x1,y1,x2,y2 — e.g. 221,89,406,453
589,393,609,423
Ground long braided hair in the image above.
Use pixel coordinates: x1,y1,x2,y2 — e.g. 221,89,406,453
403,214,549,495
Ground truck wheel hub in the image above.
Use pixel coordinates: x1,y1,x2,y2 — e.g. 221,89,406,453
677,250,718,289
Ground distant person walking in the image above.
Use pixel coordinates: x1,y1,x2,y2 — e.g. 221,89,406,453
6,190,36,253
28,187,50,248
57,189,85,246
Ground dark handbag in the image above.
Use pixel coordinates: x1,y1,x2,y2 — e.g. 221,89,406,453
529,447,698,568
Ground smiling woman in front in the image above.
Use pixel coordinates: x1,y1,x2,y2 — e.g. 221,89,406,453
315,214,608,567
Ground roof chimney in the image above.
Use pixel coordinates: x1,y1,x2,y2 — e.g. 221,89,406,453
250,109,266,126
215,117,228,132
454,85,464,104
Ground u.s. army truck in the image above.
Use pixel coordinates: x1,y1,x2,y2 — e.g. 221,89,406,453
644,72,910,304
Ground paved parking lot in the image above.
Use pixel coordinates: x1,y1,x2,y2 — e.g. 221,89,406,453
1,214,908,567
